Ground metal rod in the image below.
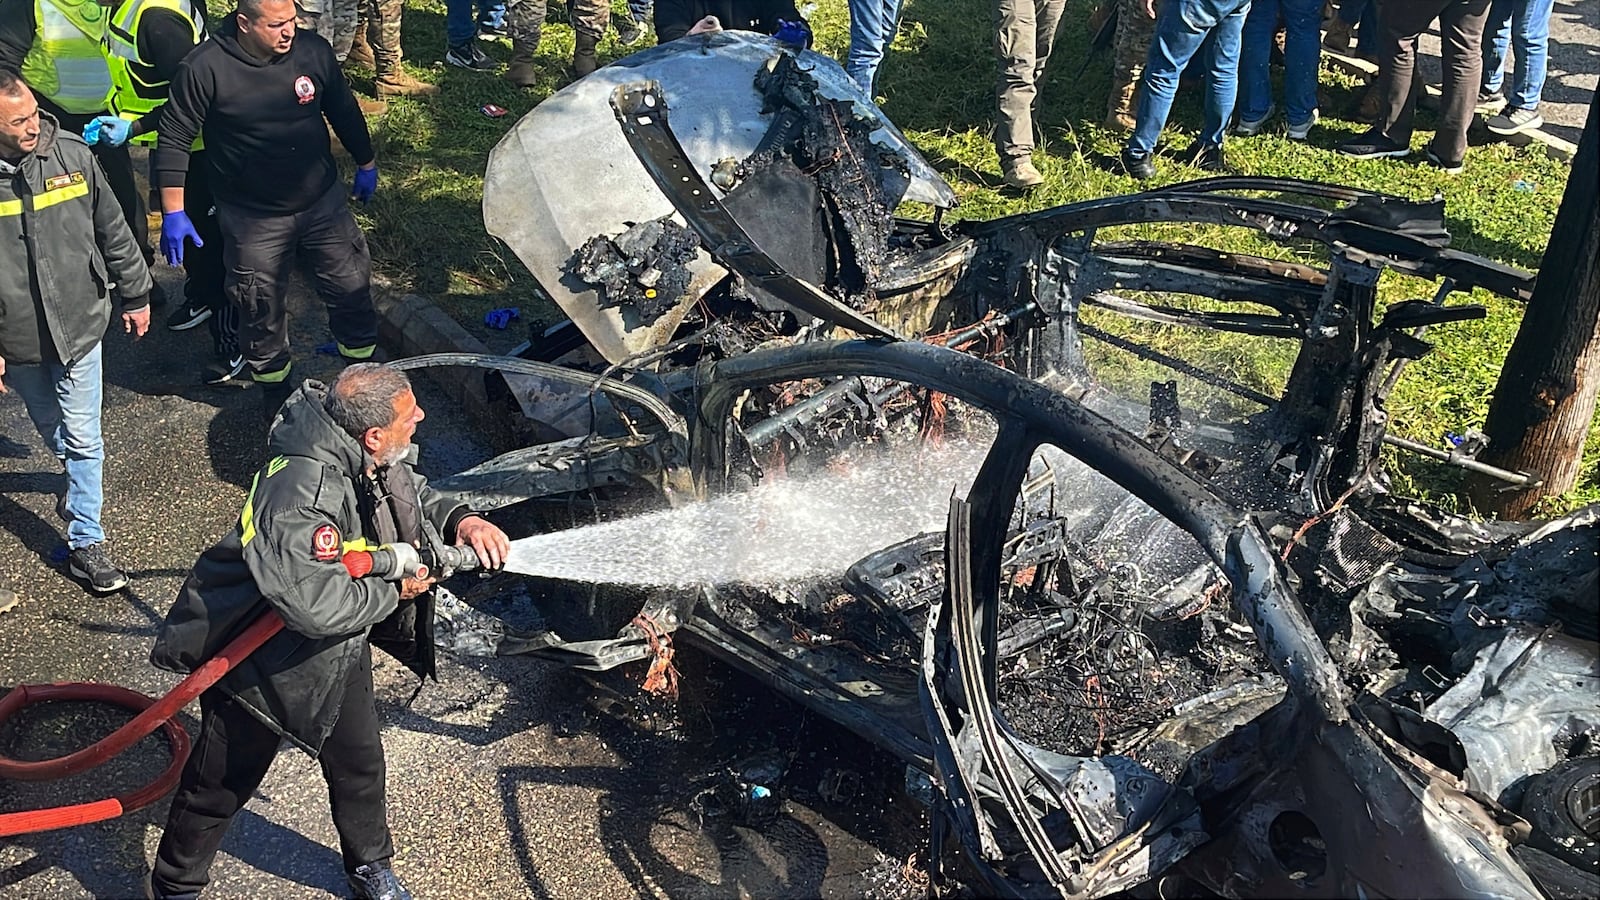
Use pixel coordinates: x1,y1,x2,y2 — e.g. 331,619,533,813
1381,434,1541,487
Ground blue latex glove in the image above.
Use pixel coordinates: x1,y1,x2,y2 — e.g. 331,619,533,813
483,307,520,329
352,164,378,203
160,210,203,267
774,19,811,49
83,115,132,147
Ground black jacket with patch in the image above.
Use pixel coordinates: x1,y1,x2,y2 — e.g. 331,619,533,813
0,112,152,366
151,381,468,756
151,14,372,214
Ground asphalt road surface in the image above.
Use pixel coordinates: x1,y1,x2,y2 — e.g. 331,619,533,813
0,268,921,899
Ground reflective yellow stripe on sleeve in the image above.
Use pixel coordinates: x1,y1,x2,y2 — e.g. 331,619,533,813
33,181,89,210
0,181,91,218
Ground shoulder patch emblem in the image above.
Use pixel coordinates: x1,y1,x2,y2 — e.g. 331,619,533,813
312,523,341,561
294,75,316,105
45,172,85,191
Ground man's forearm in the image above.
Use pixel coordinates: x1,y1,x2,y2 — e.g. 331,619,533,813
160,185,186,214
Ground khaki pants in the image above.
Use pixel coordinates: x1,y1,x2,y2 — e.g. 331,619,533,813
993,0,1067,161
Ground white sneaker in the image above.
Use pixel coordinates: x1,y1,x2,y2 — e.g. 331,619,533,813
1233,103,1274,136
1286,109,1320,142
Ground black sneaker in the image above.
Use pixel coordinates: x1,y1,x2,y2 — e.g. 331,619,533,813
1179,141,1229,173
348,859,412,900
165,298,212,331
1119,147,1156,180
1486,107,1543,136
445,42,496,71
1423,146,1464,175
204,354,247,385
477,22,509,40
1337,130,1411,160
68,543,129,594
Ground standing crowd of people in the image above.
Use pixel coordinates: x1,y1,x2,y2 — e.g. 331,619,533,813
991,0,1560,186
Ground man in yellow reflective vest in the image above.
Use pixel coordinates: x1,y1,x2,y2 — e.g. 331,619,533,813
0,0,164,304
84,0,242,383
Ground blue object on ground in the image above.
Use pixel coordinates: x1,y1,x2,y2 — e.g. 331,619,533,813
484,307,520,329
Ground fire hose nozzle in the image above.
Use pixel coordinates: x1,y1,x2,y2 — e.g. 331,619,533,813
341,543,482,581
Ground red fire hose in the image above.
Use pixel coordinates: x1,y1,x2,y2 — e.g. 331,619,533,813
0,610,285,837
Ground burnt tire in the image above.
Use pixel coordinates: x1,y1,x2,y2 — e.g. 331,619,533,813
1521,757,1600,872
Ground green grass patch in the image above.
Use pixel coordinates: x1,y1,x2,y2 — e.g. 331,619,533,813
357,0,1595,513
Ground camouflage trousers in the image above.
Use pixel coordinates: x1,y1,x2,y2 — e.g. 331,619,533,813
293,0,363,61
1108,0,1157,120
363,0,407,71
325,0,361,59
507,0,609,50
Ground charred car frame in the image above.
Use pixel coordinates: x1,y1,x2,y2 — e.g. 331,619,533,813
404,34,1597,898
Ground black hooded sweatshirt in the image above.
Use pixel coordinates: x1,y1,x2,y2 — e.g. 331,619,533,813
152,14,373,215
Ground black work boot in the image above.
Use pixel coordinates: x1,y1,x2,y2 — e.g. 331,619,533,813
1119,147,1156,181
1179,141,1230,173
260,379,294,424
570,31,599,78
348,858,413,900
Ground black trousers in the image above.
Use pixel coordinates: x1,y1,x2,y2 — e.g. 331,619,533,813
215,181,378,382
1372,0,1493,164
181,151,235,359
151,644,394,896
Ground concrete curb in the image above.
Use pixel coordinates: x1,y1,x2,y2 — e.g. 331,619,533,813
371,284,499,428
1321,47,1578,161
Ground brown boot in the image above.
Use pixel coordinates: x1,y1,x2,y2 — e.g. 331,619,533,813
1001,155,1044,189
346,30,375,69
376,68,438,97
570,32,598,79
504,38,537,88
1105,76,1138,132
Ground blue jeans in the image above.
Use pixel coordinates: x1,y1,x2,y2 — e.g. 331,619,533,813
1128,0,1252,156
7,343,106,548
1238,0,1320,125
847,0,904,93
1482,0,1552,110
446,0,506,46
626,0,652,22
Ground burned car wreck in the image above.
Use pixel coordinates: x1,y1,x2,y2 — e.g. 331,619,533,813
412,33,1598,898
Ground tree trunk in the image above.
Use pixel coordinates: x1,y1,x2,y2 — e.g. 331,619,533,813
1466,93,1600,518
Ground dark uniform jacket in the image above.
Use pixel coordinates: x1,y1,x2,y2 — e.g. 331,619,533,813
655,0,801,43
151,381,468,756
0,112,152,366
